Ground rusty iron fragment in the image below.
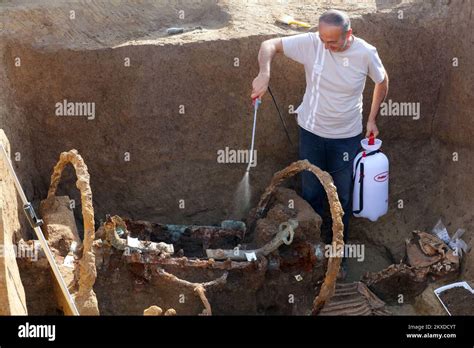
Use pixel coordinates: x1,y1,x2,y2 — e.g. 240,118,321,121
125,251,268,271
100,215,174,256
249,159,344,315
155,267,228,315
46,149,99,315
205,219,298,260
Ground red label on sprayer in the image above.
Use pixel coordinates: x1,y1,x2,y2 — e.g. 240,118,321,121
374,171,389,182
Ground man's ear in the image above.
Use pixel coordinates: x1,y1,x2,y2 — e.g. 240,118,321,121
345,28,353,39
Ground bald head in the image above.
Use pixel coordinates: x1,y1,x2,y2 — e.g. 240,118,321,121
319,9,351,33
318,9,353,52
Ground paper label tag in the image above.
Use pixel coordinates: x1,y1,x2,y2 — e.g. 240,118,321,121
295,274,303,282
63,255,75,268
127,236,140,248
245,252,257,261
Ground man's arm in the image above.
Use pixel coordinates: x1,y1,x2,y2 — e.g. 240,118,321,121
366,71,389,138
251,38,283,99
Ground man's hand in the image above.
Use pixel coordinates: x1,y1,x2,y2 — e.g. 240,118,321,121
366,120,379,138
251,72,270,99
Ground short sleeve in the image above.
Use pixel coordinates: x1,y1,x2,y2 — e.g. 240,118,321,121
281,33,312,65
367,48,386,84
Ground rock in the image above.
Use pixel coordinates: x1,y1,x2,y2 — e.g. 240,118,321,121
40,196,82,256
143,305,163,316
164,308,177,316
252,187,322,247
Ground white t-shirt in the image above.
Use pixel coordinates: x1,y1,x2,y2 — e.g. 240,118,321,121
282,32,385,139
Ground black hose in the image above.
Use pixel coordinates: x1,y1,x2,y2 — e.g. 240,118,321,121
267,85,293,145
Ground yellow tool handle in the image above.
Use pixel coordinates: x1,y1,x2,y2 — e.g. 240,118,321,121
289,20,311,28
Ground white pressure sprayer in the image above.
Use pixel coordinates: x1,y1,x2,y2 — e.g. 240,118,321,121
352,133,389,221
246,97,261,172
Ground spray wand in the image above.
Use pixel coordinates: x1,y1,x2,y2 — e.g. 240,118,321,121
245,85,294,172
246,97,261,172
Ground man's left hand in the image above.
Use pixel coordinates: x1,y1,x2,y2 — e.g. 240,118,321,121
365,120,379,138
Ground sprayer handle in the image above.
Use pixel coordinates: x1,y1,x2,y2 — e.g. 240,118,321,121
368,132,375,145
252,97,261,107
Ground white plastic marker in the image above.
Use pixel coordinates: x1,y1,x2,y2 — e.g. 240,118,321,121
245,252,257,262
63,241,77,268
0,143,79,315
127,236,140,248
246,97,261,173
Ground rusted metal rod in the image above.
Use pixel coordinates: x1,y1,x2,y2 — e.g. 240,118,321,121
250,159,345,315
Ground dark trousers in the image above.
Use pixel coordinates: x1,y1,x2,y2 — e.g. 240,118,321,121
299,126,362,244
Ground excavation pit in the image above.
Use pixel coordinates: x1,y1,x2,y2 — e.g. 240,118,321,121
0,0,473,316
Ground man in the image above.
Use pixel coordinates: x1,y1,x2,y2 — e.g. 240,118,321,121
251,9,388,279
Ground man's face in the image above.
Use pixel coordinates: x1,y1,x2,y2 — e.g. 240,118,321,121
319,23,352,52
